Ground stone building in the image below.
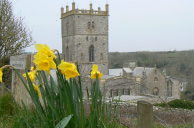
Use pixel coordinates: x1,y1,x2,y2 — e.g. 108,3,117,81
61,2,109,76
60,3,181,102
106,60,181,101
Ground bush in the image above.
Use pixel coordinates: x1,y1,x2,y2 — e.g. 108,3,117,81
154,103,167,108
154,99,194,110
0,93,16,117
168,99,194,109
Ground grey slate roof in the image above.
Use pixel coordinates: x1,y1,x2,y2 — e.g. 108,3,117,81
109,68,123,76
123,68,132,73
132,67,154,77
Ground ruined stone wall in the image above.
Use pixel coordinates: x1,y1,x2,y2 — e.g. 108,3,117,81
167,77,180,99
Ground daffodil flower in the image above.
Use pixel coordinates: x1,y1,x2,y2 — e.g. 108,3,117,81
28,83,41,97
0,68,3,82
23,71,37,82
58,60,80,80
33,52,56,74
35,44,56,59
90,64,103,80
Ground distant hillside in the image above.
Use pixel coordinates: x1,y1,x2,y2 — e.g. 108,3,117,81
109,50,194,95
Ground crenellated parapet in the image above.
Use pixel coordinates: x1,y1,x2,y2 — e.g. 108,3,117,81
61,2,109,18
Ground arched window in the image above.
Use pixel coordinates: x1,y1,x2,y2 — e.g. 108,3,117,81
154,77,158,82
66,46,69,61
153,87,159,95
89,45,94,62
167,80,173,97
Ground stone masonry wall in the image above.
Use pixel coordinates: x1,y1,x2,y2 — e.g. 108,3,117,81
61,13,109,76
144,69,166,97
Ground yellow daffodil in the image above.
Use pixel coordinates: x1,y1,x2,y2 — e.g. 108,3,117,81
90,64,103,80
23,71,36,82
35,44,56,58
33,52,56,74
0,68,3,82
58,60,80,80
29,83,41,97
31,66,35,71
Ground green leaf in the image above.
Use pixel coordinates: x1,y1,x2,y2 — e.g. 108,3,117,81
55,115,73,128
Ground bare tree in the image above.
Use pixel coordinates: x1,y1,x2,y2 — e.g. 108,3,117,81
0,0,33,88
0,0,33,65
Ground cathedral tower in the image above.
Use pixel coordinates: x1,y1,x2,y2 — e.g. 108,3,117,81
61,2,109,76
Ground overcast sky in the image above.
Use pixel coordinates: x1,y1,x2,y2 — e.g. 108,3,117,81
11,0,194,52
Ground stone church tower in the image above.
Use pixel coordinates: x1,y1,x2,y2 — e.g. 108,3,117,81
61,2,109,76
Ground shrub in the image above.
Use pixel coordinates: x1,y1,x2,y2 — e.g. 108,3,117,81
168,99,194,109
154,103,167,108
0,93,16,117
154,99,194,110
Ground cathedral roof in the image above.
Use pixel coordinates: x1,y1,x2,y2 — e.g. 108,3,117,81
123,68,132,73
109,68,123,76
132,67,154,77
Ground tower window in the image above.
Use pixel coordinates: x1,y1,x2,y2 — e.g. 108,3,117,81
66,46,69,61
89,45,94,62
100,53,103,60
95,37,97,41
81,53,84,61
66,22,69,35
88,22,91,29
92,22,95,29
86,36,88,41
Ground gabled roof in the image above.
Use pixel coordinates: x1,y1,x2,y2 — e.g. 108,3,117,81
109,68,123,76
132,67,154,77
123,68,132,73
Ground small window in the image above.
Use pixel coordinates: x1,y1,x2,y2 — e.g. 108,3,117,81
154,77,158,82
81,53,84,61
112,90,118,97
66,22,69,35
89,45,94,62
88,22,91,29
100,53,103,60
124,89,130,95
92,21,95,29
153,87,159,95
110,90,112,97
86,37,88,41
95,37,97,41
